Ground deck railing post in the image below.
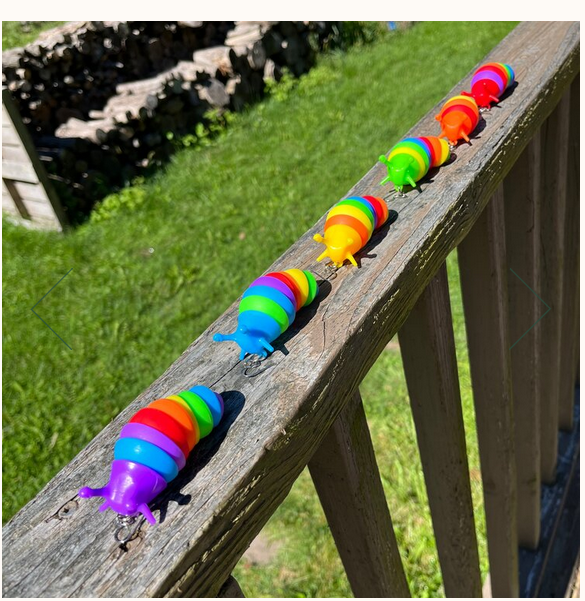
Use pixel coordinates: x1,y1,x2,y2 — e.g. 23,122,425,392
458,184,519,597
218,575,246,597
504,132,542,549
538,91,571,481
558,75,580,431
308,389,410,598
398,262,482,597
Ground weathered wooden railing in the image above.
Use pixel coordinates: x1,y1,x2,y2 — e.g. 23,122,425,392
2,21,579,598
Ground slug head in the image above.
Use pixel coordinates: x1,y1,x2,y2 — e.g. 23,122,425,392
439,112,472,144
214,318,277,360
314,225,359,268
79,459,167,524
381,154,419,191
470,80,500,108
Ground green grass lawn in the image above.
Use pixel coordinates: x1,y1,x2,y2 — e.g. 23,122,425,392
2,21,64,49
2,21,517,596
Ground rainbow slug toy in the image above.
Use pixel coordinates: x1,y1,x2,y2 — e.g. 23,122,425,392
79,385,224,525
378,136,451,192
462,62,515,108
213,269,318,359
313,196,389,268
435,95,480,145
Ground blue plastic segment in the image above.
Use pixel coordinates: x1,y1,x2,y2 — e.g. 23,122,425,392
114,437,179,482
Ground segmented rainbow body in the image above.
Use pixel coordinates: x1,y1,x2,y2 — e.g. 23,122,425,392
379,136,451,192
314,196,389,267
463,62,515,108
79,385,224,524
213,269,319,359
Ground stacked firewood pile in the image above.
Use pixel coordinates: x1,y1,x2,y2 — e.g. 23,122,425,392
2,21,235,134
2,21,342,221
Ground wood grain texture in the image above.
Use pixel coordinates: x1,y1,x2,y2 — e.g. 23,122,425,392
558,75,580,431
2,89,67,230
504,134,542,549
398,262,482,597
308,390,410,598
539,90,571,482
2,120,21,146
2,22,579,598
1,159,38,183
458,185,518,597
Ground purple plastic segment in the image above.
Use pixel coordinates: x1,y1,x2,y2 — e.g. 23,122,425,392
78,459,167,524
120,422,186,470
215,391,224,415
250,275,297,307
472,70,505,94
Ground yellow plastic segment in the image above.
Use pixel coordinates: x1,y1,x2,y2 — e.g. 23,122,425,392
327,205,374,235
284,269,309,307
314,223,362,268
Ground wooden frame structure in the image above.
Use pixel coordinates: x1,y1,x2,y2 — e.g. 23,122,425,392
2,88,67,230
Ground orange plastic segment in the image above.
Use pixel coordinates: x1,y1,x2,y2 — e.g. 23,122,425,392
325,214,370,246
327,204,374,235
442,95,480,114
166,394,201,445
149,398,198,450
422,136,450,167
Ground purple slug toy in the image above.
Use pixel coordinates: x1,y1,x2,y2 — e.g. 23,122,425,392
79,385,224,531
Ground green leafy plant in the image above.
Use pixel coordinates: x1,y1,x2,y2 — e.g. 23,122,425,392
91,182,148,223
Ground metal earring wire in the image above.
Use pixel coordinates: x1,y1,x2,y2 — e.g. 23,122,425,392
114,513,144,545
243,353,268,378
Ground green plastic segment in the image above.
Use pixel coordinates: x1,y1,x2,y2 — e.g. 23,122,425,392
239,295,289,333
335,199,375,227
387,153,425,181
391,141,430,170
303,270,318,305
503,64,514,86
178,390,214,438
